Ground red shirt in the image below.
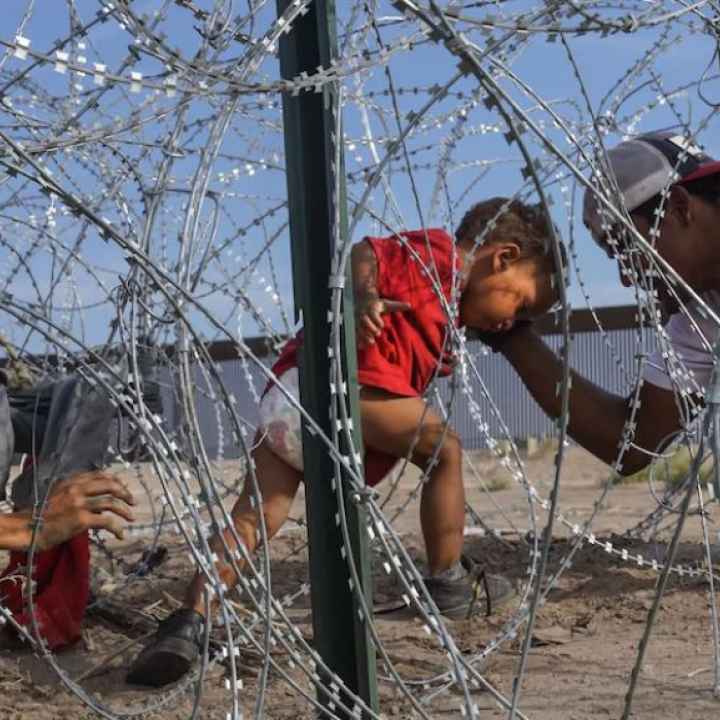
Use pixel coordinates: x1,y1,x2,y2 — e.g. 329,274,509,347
268,229,460,486
358,228,459,395
272,228,460,395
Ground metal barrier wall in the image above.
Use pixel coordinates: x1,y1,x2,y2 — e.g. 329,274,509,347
159,312,657,456
433,327,654,449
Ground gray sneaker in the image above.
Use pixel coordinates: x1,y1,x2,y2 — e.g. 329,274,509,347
424,556,515,620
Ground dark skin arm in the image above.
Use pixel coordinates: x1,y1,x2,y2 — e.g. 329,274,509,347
351,240,410,347
501,325,684,475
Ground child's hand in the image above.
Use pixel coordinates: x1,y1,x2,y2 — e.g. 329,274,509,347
356,297,411,347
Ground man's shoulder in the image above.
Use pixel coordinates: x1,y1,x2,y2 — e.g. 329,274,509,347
665,290,720,348
702,290,720,309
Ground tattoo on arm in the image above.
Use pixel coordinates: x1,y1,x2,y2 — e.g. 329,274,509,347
351,240,379,303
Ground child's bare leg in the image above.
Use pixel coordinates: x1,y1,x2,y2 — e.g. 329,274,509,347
183,439,302,615
418,437,464,574
360,388,465,575
127,439,302,687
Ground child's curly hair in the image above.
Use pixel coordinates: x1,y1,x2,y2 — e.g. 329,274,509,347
455,197,565,271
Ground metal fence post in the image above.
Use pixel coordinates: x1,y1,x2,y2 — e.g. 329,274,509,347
276,1,379,716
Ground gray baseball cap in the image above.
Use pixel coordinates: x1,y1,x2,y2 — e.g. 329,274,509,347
583,131,720,243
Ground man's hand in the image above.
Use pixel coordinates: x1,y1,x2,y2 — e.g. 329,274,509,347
356,297,411,348
27,471,136,551
474,320,534,353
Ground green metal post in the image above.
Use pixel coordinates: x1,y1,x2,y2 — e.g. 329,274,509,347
276,1,379,717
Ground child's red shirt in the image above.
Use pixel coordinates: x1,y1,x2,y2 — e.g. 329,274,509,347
358,227,459,395
271,228,460,392
268,227,461,484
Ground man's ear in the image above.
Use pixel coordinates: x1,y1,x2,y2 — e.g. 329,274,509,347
666,185,692,227
491,243,521,273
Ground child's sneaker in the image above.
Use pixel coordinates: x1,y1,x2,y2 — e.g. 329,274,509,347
424,556,515,620
126,608,204,687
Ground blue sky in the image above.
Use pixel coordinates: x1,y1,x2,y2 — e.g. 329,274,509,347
2,1,720,349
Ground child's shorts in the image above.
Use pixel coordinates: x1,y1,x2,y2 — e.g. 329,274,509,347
259,367,305,472
259,364,397,486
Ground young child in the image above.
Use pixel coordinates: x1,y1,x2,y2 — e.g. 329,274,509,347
127,197,562,687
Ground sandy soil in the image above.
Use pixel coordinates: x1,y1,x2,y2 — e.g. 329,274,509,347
1,445,720,719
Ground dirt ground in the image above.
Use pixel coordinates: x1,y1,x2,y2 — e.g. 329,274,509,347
2,445,720,719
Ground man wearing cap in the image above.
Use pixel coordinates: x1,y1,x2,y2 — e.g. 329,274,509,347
492,131,720,475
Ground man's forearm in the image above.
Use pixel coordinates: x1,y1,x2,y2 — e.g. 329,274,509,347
0,511,31,551
501,327,629,467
